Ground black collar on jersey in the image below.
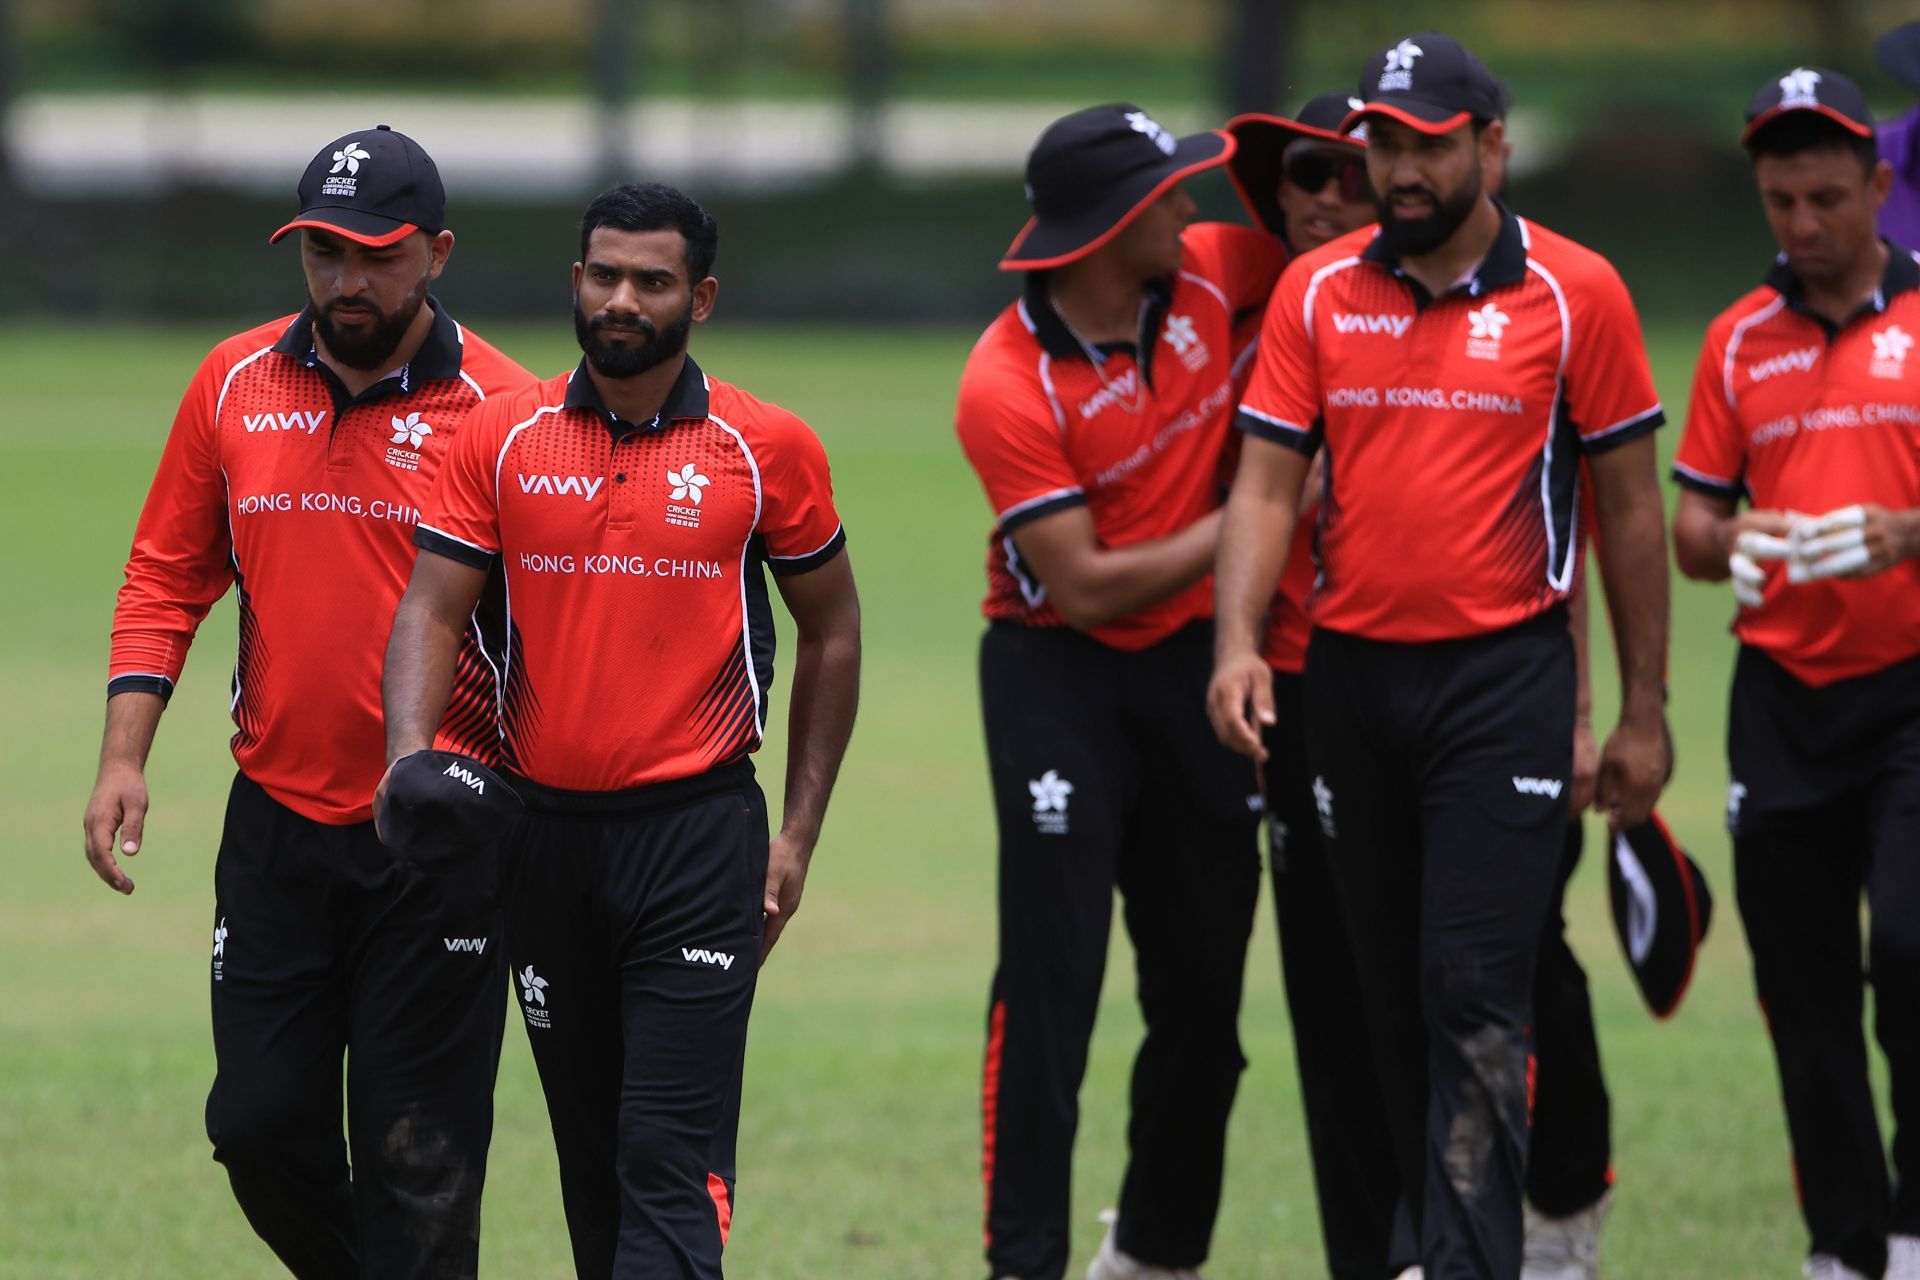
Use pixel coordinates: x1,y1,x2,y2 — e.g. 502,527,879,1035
271,293,465,395
1361,198,1527,307
1019,270,1173,385
1764,239,1920,335
562,352,710,435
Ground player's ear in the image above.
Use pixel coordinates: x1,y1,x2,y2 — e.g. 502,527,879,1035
692,276,718,323
1869,157,1894,210
426,229,455,279
571,261,584,294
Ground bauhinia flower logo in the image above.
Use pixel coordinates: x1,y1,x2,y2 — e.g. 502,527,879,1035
1873,324,1913,365
1778,67,1822,108
1163,314,1198,354
390,412,432,448
667,462,711,505
1468,303,1511,342
519,965,548,1006
1028,769,1074,814
1123,110,1177,156
212,917,227,959
1384,38,1424,73
330,142,371,176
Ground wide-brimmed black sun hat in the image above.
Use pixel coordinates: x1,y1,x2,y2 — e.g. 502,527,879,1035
1226,92,1368,237
999,103,1234,271
1607,812,1714,1019
376,749,522,871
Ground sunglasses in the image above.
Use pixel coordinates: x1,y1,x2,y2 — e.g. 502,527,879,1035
1283,150,1371,203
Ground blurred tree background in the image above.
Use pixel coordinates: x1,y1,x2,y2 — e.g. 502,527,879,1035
2,0,1916,322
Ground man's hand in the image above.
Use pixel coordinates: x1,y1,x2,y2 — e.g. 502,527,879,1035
761,831,815,964
1569,719,1598,817
371,758,401,843
1794,504,1920,580
1595,712,1670,834
83,759,147,895
1207,649,1275,761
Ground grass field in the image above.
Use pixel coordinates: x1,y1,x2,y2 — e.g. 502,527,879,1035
0,315,1884,1278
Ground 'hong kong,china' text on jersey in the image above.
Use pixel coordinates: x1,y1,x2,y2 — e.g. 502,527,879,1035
108,303,535,825
955,222,1287,651
1673,246,1920,686
416,356,846,793
1236,207,1664,643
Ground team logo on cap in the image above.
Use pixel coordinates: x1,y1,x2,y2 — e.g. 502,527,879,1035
1466,302,1510,361
1379,39,1423,92
1123,110,1178,157
1871,323,1913,380
322,139,369,199
1778,67,1822,109
1347,97,1370,143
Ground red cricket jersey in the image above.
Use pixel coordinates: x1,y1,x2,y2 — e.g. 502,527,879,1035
416,356,846,792
1237,208,1664,643
108,303,535,824
955,222,1288,651
1672,248,1920,686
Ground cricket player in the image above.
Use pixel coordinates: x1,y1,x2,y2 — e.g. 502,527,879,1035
382,181,862,1279
956,105,1285,1280
83,127,534,1277
1210,33,1672,1279
1670,67,1920,1280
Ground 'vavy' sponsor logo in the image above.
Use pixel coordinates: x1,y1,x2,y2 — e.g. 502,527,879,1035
1332,312,1413,338
442,761,486,794
1512,775,1565,798
1080,367,1140,419
444,937,488,954
519,473,606,501
1748,346,1818,384
681,947,736,970
244,411,328,435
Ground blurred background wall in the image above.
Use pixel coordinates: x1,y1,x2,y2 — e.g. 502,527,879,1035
1,0,1916,323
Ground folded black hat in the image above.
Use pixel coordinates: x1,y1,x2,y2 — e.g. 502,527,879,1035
1227,93,1368,237
270,123,446,247
1742,66,1875,145
376,750,521,870
1000,103,1233,271
1607,812,1714,1019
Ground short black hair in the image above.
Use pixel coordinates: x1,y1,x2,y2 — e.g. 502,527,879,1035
1746,112,1879,175
579,182,719,280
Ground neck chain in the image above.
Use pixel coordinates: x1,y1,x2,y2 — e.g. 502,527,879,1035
1050,290,1148,415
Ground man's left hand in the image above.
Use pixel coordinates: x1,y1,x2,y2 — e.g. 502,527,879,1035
1595,712,1671,834
1795,504,1920,580
1569,719,1598,817
761,831,815,964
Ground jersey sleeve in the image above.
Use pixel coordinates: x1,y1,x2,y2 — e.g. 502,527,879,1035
954,353,1087,533
1234,259,1322,455
416,399,505,569
107,345,240,701
1180,222,1290,313
1670,321,1745,501
757,411,846,576
1564,260,1665,454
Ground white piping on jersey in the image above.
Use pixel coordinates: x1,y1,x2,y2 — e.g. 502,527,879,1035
1178,270,1231,313
1525,257,1577,594
215,344,276,419
708,411,768,733
1722,295,1789,409
996,486,1084,527
769,524,846,564
1672,460,1739,492
1015,297,1039,335
491,400,566,720
1302,256,1365,343
1037,353,1068,432
1584,405,1665,444
1237,403,1311,436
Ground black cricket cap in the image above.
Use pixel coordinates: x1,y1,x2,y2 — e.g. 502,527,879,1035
1000,104,1233,271
271,124,446,247
1876,21,1920,94
376,750,522,871
1345,33,1504,136
1607,812,1714,1020
1742,66,1875,146
1227,93,1369,237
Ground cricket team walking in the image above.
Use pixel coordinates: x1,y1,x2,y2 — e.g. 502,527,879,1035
79,22,1920,1280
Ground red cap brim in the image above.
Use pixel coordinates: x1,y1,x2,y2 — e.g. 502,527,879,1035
269,217,420,247
1740,102,1876,145
1340,103,1474,137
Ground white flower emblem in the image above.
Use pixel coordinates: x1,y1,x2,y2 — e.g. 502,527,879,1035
667,462,711,505
330,142,371,176
1468,303,1510,342
518,966,548,1007
212,917,227,959
1028,770,1074,814
389,412,432,448
1123,110,1178,157
1778,68,1822,109
1384,39,1424,73
1873,324,1913,365
1163,314,1198,354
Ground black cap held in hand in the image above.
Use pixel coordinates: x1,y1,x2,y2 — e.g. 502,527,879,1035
270,124,446,247
376,750,521,871
1741,66,1876,145
1346,33,1504,136
1607,812,1715,1019
999,103,1234,271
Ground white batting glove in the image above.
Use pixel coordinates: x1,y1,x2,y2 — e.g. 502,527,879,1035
1791,505,1870,581
1729,550,1768,607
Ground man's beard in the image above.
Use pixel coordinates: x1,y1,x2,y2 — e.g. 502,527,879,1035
574,300,693,378
1376,164,1482,258
311,283,427,371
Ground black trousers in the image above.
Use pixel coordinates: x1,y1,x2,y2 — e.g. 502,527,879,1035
1262,672,1402,1280
1729,646,1920,1278
978,623,1262,1280
1527,821,1612,1218
501,762,767,1280
1305,613,1574,1280
206,771,507,1280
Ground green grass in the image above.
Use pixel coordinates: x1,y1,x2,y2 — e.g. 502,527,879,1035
0,316,1875,1277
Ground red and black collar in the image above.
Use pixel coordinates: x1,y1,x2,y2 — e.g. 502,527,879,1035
562,352,711,434
1361,199,1528,306
272,294,465,403
1764,240,1920,334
